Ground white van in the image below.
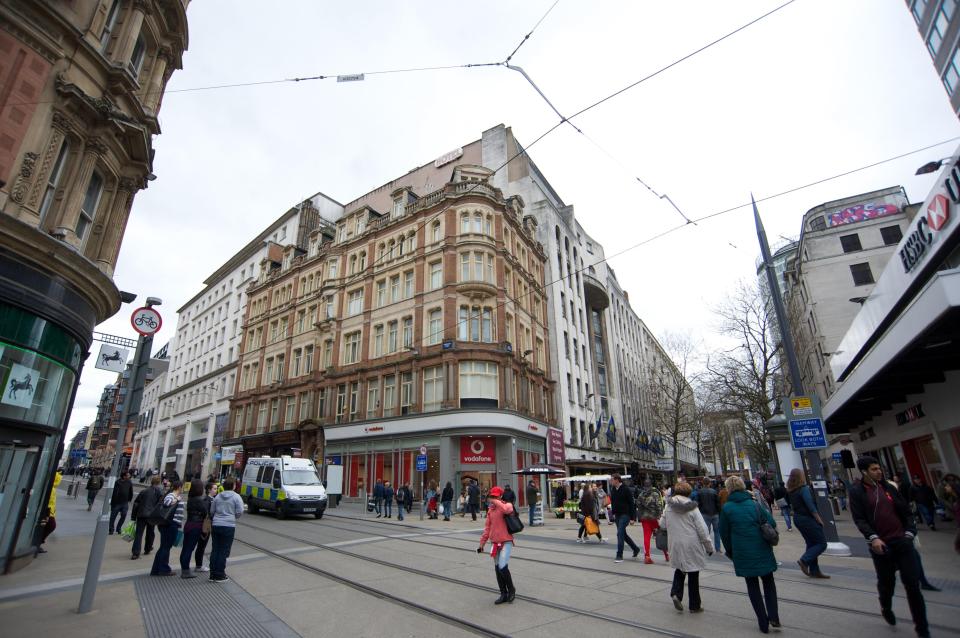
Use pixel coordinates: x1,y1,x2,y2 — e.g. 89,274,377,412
240,456,327,519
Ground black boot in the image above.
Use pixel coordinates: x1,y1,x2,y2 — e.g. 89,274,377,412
494,567,509,604
501,566,516,603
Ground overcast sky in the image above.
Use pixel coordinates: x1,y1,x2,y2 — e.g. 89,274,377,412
65,0,960,441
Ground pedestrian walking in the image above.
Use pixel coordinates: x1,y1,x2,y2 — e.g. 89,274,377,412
179,481,209,578
909,476,938,531
373,479,384,517
525,480,538,526
440,481,455,521
457,490,466,517
467,480,481,521
209,477,244,582
832,478,848,511
577,484,604,543
425,481,438,519
477,486,516,604
192,482,216,572
131,476,163,560
719,475,780,633
609,473,640,563
37,470,62,554
786,468,829,578
936,473,959,553
109,470,134,534
772,481,792,531
85,471,104,511
694,479,721,551
383,481,394,518
396,483,411,521
850,457,929,638
637,479,667,564
150,481,184,577
660,482,713,613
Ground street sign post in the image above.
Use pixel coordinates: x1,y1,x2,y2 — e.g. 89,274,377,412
788,417,827,450
130,306,162,336
416,454,428,520
416,454,427,471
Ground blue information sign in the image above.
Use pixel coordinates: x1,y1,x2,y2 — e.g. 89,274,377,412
831,452,843,461
789,418,827,450
415,454,428,471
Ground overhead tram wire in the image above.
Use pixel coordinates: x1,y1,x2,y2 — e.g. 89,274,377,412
504,0,562,65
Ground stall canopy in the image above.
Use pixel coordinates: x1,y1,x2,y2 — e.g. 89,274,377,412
551,474,632,483
512,466,565,476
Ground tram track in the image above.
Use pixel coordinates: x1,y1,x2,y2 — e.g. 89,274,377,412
241,513,960,634
236,519,697,638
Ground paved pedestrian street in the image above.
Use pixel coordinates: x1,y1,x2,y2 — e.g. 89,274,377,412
1,486,957,637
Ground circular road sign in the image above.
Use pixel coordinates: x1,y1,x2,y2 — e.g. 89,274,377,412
131,306,162,336
419,445,428,455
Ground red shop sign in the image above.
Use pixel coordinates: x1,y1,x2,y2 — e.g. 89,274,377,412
460,437,496,464
546,427,565,466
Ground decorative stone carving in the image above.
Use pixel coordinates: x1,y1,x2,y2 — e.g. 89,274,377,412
117,177,138,192
51,110,73,133
10,152,38,203
27,129,65,207
85,137,108,156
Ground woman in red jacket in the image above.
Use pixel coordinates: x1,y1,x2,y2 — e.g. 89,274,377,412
478,486,516,604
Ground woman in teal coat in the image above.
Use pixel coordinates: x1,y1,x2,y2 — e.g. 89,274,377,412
719,475,780,634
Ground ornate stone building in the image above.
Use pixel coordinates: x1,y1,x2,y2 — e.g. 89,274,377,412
0,1,188,572
227,159,555,503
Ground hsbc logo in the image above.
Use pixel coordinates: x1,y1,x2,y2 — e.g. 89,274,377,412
900,192,952,273
927,193,949,231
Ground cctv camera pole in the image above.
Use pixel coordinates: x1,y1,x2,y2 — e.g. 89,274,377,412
78,324,155,613
754,199,849,555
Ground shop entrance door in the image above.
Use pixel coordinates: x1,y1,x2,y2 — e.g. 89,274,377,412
0,444,38,572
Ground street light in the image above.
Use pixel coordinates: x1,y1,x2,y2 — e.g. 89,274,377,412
915,157,953,175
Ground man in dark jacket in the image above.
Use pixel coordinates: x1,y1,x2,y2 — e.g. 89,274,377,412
396,483,412,521
373,479,384,517
85,471,104,511
382,481,395,518
609,473,640,562
909,476,938,531
109,471,134,534
467,480,480,521
695,482,722,550
131,476,163,559
525,480,538,526
850,456,928,638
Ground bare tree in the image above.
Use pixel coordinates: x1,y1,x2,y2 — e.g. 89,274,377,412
645,332,699,482
706,281,782,469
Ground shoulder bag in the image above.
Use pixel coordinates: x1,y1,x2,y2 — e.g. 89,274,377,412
755,501,779,546
147,495,178,527
655,526,669,552
505,504,524,534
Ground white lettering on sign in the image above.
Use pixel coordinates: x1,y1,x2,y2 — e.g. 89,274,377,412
337,74,364,82
434,147,463,167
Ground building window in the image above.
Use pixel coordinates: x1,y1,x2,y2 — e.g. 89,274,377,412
76,171,104,244
945,45,960,95
388,320,398,353
264,358,274,385
292,348,302,376
839,233,862,253
400,372,413,414
270,398,280,428
459,361,498,407
129,33,146,78
323,340,333,367
257,401,267,433
402,316,413,348
430,261,442,289
366,380,379,418
423,366,443,412
403,270,414,298
304,345,314,374
850,262,874,286
432,221,442,243
336,384,346,423
880,225,903,246
285,396,296,425
348,289,363,316
383,375,396,416
458,306,493,342
344,331,361,363
376,279,386,307
99,0,121,51
928,1,956,56
299,391,312,421
428,308,443,345
349,382,360,420
912,0,929,23
39,140,70,224
373,324,384,357
390,275,400,302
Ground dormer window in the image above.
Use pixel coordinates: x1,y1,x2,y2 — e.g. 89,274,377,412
357,217,366,234
392,197,405,219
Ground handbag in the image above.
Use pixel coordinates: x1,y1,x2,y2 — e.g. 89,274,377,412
202,515,212,536
505,505,524,534
584,515,599,536
120,520,136,542
655,526,668,552
147,496,177,527
775,497,788,509
756,501,779,546
173,529,184,548
367,499,376,512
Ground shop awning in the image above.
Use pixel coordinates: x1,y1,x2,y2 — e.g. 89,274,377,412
565,460,624,470
824,268,960,432
512,466,565,475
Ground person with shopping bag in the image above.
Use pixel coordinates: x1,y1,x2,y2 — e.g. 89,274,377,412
576,483,605,544
149,481,184,576
660,482,713,613
638,479,668,564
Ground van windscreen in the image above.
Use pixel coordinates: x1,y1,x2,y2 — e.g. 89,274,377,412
283,469,321,485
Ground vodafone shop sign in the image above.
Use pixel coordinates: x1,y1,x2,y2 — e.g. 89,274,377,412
460,437,496,464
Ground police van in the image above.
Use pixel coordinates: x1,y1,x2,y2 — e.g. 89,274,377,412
241,456,327,519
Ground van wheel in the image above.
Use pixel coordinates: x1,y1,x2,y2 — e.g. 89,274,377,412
314,510,324,519
248,502,260,515
276,505,287,520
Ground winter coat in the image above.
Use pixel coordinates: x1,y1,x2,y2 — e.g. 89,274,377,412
849,478,915,542
133,485,163,520
467,483,480,506
441,485,455,502
609,483,636,518
694,487,720,517
373,482,384,499
659,496,712,572
525,483,538,506
86,475,103,491
718,490,778,578
383,485,395,501
636,487,664,521
111,478,134,506
47,472,62,517
479,499,515,547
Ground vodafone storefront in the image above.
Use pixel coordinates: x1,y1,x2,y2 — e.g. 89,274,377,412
323,410,550,505
824,151,960,485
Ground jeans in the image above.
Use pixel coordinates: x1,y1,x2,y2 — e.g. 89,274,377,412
210,526,236,579
529,504,536,526
86,489,99,508
671,570,701,610
383,500,392,517
780,504,793,530
744,572,779,631
916,503,935,527
132,518,155,557
702,514,720,551
150,523,179,575
194,529,209,567
615,514,639,558
494,541,513,569
396,501,404,520
873,537,928,636
179,522,203,571
374,497,382,515
795,514,827,574
467,503,478,520
838,495,847,511
441,500,452,519
109,503,128,533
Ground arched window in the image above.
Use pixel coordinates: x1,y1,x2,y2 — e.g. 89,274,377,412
349,255,357,275
432,221,442,243
472,212,483,234
405,232,416,254
359,251,367,270
484,215,493,236
461,213,470,235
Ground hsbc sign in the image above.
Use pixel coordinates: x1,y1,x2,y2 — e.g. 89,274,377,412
900,193,951,273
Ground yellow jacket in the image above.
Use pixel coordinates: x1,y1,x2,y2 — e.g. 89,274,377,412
48,472,62,517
